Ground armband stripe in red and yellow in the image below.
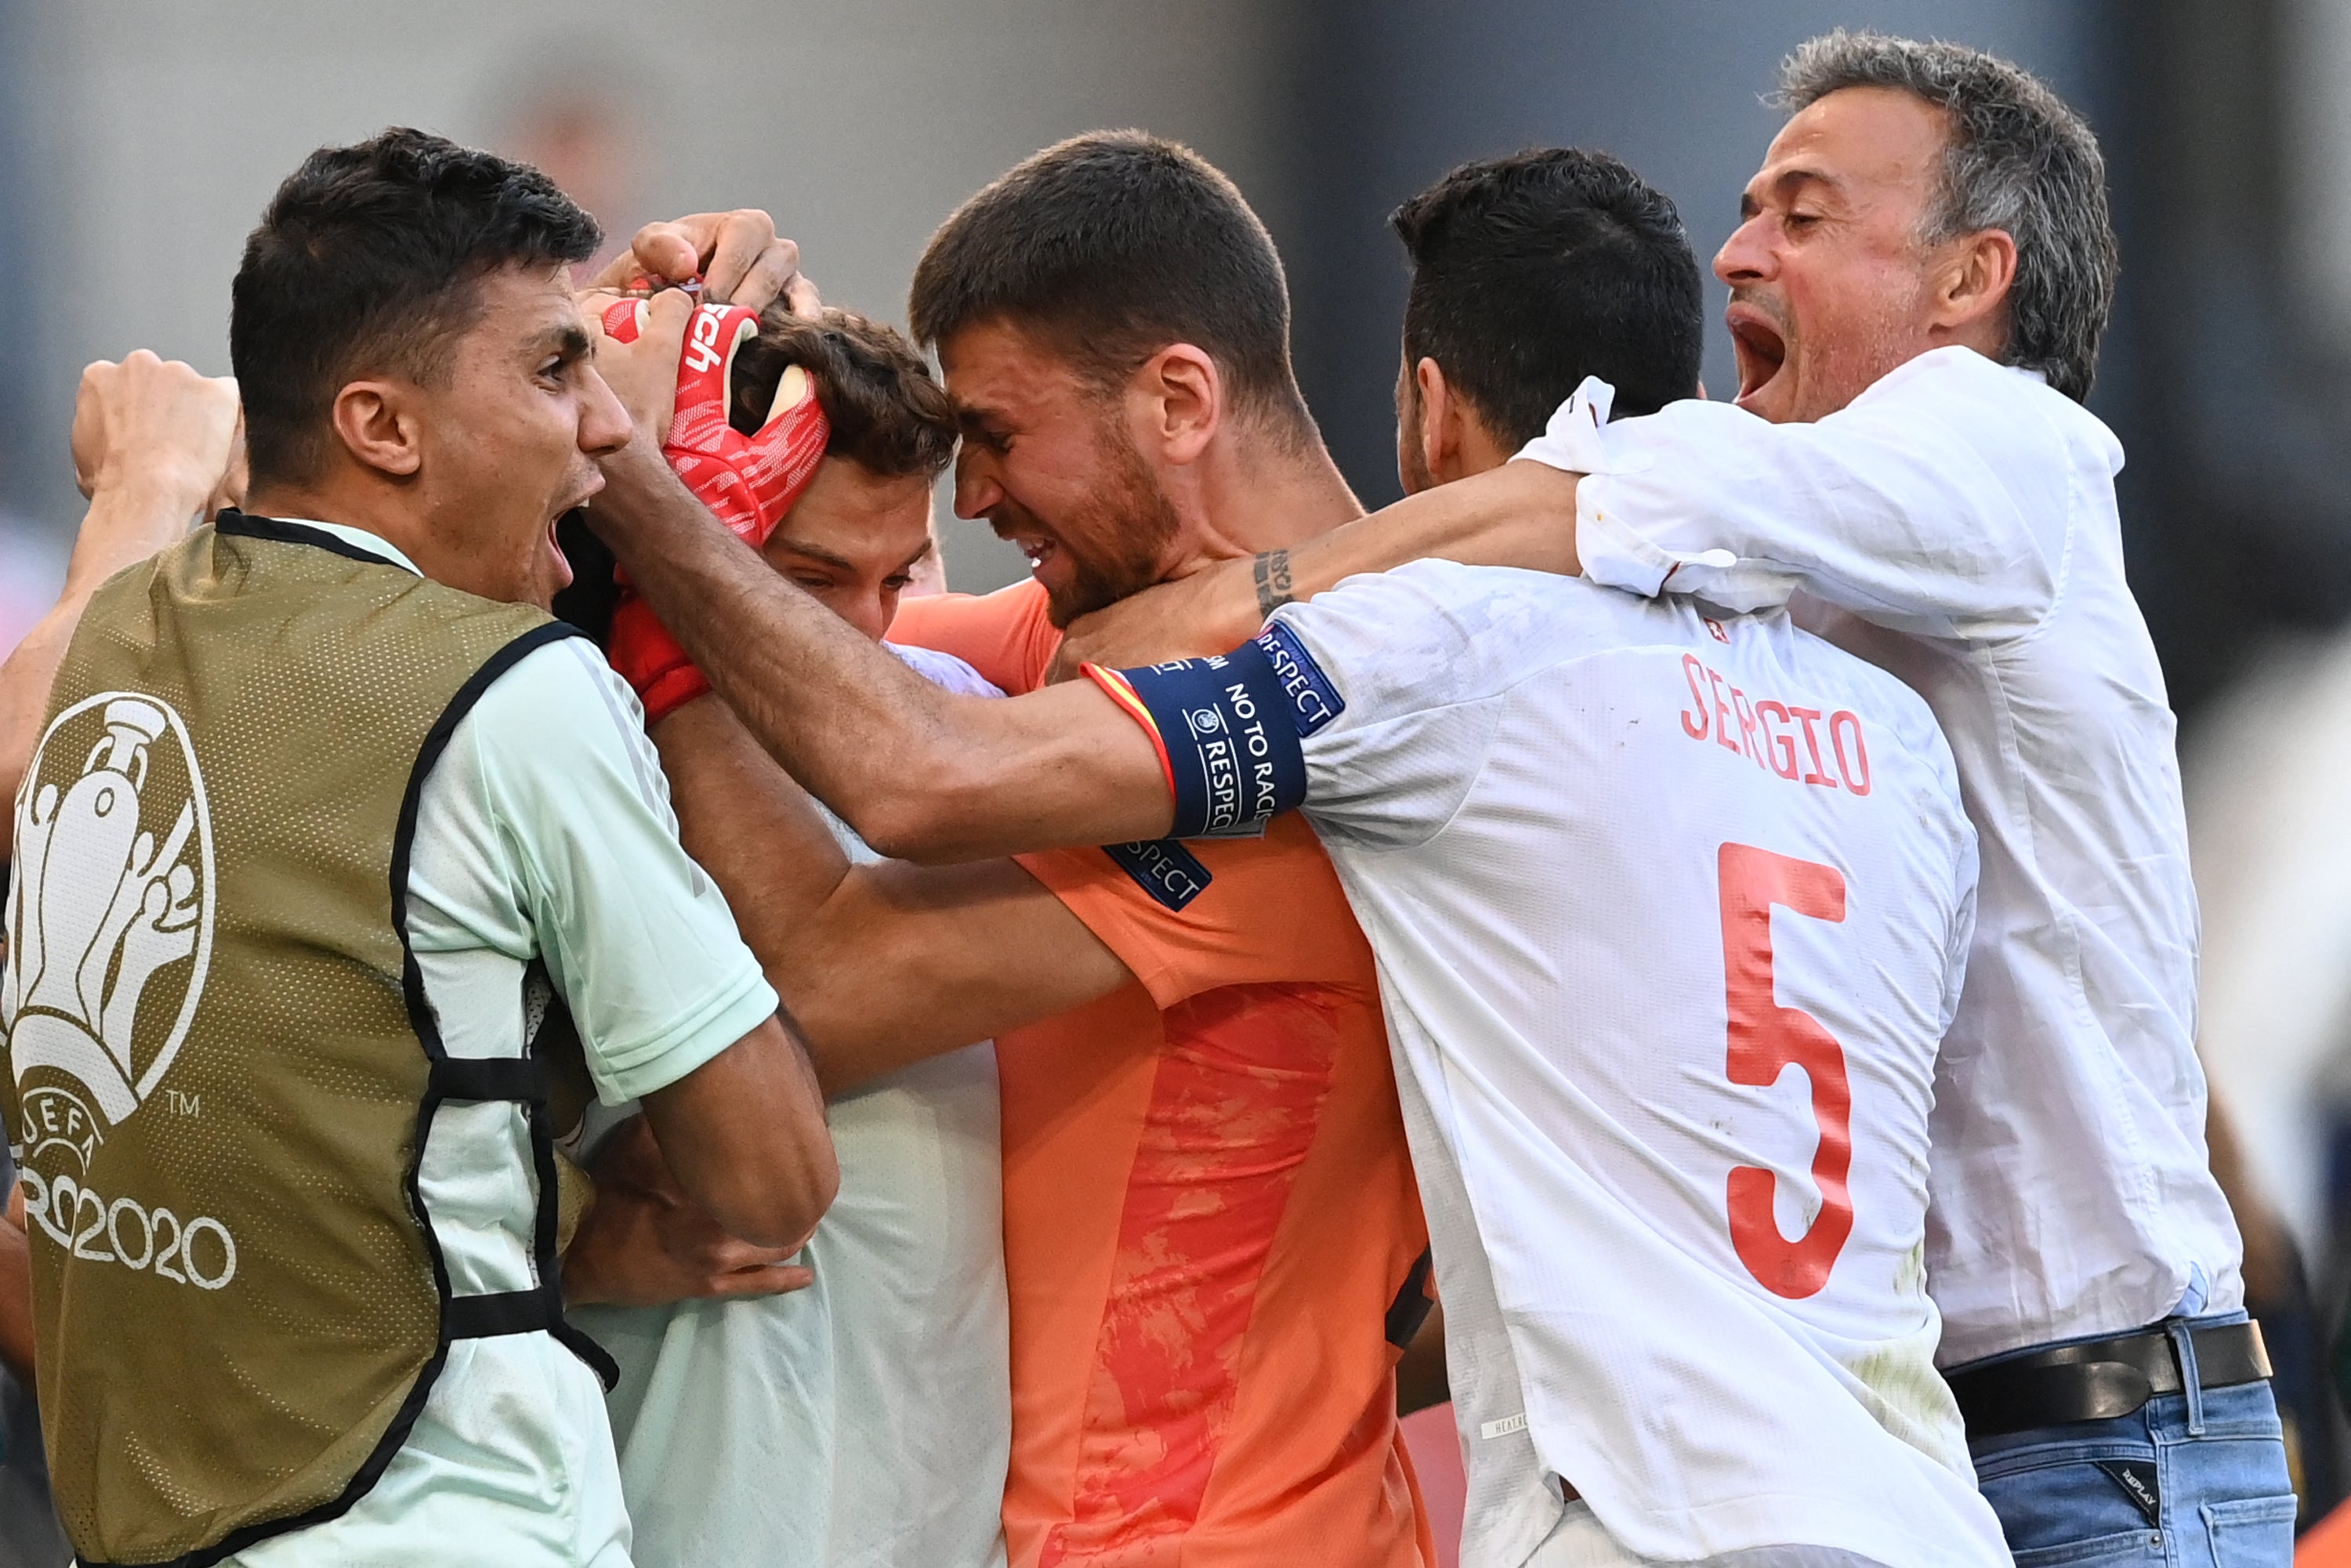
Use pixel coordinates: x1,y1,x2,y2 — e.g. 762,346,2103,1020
1080,636,1317,839
1081,661,1180,803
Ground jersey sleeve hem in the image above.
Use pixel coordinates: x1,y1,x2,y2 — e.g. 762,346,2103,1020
1011,849,1182,1009
588,965,780,1104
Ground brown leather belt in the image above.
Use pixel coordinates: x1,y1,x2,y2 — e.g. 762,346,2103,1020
1947,1320,2272,1440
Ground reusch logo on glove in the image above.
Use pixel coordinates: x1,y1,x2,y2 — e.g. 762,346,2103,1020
597,287,835,729
683,302,734,375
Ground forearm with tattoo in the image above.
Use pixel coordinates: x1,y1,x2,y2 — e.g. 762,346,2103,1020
1252,548,1294,618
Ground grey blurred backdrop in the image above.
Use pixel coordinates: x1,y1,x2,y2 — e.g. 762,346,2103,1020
7,0,2351,1510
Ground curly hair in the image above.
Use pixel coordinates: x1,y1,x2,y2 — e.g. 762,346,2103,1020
728,306,958,480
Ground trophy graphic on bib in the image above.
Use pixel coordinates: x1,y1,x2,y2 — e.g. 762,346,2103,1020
4,694,213,1170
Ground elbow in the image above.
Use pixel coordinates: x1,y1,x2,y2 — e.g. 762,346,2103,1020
712,1129,839,1251
847,756,975,863
767,1138,840,1250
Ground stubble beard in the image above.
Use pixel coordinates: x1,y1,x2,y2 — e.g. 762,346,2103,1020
1042,429,1183,628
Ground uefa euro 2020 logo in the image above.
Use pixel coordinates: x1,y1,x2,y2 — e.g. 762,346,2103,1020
3,693,214,1174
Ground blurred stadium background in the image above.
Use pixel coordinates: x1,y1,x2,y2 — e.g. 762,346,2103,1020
6,0,2351,1554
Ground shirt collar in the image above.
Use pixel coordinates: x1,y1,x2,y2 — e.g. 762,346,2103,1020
274,518,422,577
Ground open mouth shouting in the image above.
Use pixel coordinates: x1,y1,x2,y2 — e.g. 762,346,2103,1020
1726,299,1791,412
546,477,601,592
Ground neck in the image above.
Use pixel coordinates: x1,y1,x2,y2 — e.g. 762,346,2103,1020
245,475,426,559
1165,426,1364,581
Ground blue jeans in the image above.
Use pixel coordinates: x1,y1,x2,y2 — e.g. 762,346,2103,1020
1964,1315,2296,1566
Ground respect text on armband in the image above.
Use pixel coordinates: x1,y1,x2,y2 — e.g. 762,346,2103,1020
1110,639,1313,839
1254,621,1345,737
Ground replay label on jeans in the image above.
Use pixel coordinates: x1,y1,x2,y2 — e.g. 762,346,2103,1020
2096,1459,2161,1526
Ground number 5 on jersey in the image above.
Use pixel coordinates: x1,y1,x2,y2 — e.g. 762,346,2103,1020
1718,842,1853,1300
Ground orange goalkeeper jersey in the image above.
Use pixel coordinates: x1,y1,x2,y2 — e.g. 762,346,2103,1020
892,583,1435,1568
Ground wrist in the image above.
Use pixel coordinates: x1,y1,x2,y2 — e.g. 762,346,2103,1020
1250,549,1294,624
92,461,217,518
586,442,679,541
63,475,208,595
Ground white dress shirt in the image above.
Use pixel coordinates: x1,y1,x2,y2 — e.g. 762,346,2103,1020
1523,347,2242,1364
1270,562,2002,1568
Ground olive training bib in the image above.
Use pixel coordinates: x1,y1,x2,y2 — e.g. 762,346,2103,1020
2,513,604,1566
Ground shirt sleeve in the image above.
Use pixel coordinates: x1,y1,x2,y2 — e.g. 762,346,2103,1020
1259,563,1512,854
886,581,1058,693
1538,349,2112,641
1081,562,1536,853
1013,813,1374,1011
458,638,779,1103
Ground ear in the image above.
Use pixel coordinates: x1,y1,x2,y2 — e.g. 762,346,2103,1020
1413,357,1456,480
1933,227,2020,339
1129,343,1221,465
329,378,424,479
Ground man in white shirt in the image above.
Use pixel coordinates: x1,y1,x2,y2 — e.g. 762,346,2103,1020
1051,30,2293,1563
560,308,1012,1568
571,147,2009,1568
1078,147,2008,1568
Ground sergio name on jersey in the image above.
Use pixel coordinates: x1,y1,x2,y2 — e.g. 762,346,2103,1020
1087,561,2008,1568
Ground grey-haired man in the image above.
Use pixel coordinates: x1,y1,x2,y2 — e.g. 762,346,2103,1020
1056,31,2295,1566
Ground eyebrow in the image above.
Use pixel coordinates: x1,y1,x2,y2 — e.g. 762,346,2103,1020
767,537,862,573
538,323,593,364
1742,167,1838,220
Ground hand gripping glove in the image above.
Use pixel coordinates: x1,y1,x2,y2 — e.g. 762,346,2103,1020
602,292,831,726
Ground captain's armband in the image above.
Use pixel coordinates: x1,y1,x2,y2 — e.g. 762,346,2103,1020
1081,621,1345,839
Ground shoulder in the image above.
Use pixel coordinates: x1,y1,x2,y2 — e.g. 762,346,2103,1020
1015,813,1371,1000
1857,347,2120,470
462,634,644,753
1284,559,1689,712
887,580,1056,690
444,636,663,815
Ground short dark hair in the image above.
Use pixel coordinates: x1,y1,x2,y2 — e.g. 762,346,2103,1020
230,127,601,486
1777,31,2114,402
909,131,1310,433
1392,149,1704,444
729,307,958,480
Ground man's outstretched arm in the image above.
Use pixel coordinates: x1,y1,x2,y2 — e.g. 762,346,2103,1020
1053,359,2078,674
2,354,241,841
651,696,1136,1092
1048,459,1578,676
586,440,1174,862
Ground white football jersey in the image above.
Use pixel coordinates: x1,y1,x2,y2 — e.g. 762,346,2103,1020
1266,562,2007,1568
573,643,1011,1568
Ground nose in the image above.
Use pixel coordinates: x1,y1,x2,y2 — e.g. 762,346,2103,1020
578,364,634,458
953,446,1003,520
842,589,893,644
1715,213,1775,288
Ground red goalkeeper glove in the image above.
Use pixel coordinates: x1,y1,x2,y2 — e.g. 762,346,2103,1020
602,292,830,725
